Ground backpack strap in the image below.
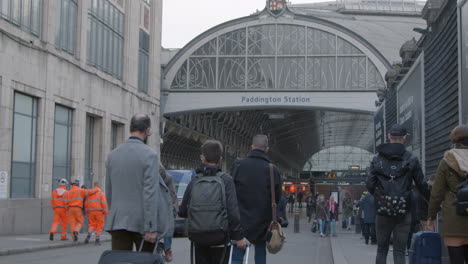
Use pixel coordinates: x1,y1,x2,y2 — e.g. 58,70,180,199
269,164,278,223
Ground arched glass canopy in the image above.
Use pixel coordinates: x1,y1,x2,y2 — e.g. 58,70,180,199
170,24,385,91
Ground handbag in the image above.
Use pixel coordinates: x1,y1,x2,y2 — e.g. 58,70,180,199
266,164,285,254
311,220,317,233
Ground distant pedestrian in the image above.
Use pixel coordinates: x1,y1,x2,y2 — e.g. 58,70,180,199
277,195,288,228
84,182,108,246
316,194,329,237
427,125,468,264
360,192,376,245
105,114,167,252
230,135,282,264
288,193,295,213
342,194,354,230
327,195,338,237
297,191,304,208
179,140,247,264
160,165,178,262
49,179,69,241
306,195,315,223
367,124,429,264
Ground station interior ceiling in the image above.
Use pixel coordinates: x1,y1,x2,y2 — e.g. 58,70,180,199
161,108,374,178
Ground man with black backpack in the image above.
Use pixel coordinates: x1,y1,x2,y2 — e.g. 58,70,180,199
178,140,248,264
367,124,429,264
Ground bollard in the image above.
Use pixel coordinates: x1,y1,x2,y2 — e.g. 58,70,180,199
294,210,301,233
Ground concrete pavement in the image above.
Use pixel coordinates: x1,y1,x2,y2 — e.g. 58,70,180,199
0,233,111,256
0,211,392,263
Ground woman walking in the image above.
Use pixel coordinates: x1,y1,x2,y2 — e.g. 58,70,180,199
327,195,338,237
428,125,468,264
316,194,329,237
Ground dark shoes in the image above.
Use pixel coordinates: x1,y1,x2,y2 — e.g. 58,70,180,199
165,249,173,262
72,231,79,242
95,238,101,246
49,233,54,241
84,233,91,244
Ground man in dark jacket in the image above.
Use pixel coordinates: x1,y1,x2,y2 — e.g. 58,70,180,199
359,192,377,245
179,140,247,264
367,124,429,264
231,135,282,264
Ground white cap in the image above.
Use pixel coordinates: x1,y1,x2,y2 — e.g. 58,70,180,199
59,179,68,185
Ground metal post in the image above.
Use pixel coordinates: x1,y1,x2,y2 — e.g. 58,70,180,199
294,210,300,233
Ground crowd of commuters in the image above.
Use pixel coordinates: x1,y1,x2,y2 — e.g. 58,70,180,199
49,114,468,264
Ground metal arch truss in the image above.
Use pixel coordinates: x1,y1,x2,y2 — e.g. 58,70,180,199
161,109,374,177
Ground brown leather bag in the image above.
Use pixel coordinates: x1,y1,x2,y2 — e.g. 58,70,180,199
266,164,285,254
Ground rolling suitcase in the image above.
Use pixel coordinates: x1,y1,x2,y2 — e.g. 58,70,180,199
98,239,163,264
409,231,442,264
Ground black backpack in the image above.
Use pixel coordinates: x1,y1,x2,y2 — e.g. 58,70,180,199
453,171,468,216
374,152,412,217
187,172,228,246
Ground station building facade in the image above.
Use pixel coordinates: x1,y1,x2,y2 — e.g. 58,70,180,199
0,0,162,235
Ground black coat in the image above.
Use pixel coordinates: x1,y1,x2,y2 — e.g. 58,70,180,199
231,149,282,244
359,193,376,224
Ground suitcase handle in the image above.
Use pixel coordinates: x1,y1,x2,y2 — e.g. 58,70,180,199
138,238,161,255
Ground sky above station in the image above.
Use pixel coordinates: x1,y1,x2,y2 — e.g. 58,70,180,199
162,0,332,49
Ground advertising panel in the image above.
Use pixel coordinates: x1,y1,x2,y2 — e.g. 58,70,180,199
374,104,385,152
397,57,423,160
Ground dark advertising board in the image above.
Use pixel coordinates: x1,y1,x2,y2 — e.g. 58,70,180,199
374,104,385,152
397,57,423,160
460,1,468,124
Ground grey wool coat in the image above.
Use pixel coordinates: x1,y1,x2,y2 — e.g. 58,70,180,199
105,138,171,235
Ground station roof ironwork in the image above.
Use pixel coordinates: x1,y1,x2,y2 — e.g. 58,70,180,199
160,1,421,173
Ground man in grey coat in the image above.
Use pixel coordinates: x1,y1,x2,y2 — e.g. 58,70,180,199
105,114,161,252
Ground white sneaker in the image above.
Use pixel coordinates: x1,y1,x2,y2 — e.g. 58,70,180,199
320,233,324,237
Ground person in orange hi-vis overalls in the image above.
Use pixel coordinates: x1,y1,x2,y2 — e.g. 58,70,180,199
84,182,108,246
64,179,98,242
50,179,69,241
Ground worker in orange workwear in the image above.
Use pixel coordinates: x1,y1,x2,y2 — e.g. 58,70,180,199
64,179,98,242
50,179,69,241
84,182,108,246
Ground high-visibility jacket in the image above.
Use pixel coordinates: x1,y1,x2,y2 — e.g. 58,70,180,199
51,186,68,209
84,187,108,215
65,186,97,208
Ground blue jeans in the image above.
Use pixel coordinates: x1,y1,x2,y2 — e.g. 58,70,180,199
319,219,328,234
330,219,336,235
164,236,172,250
232,241,266,264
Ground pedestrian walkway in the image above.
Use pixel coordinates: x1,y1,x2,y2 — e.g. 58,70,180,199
0,233,111,256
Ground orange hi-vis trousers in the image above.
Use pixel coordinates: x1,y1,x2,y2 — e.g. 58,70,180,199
50,208,68,239
68,207,84,233
87,211,105,237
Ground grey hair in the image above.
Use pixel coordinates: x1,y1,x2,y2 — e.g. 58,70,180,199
252,134,269,150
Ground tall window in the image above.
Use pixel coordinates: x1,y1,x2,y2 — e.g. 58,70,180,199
53,105,73,190
138,29,149,93
84,116,95,187
87,0,124,79
0,0,42,36
111,121,123,150
10,93,38,198
55,0,77,54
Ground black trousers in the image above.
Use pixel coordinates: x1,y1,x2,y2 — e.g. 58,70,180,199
375,213,411,264
363,223,376,243
448,245,468,264
194,244,229,264
109,230,155,252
